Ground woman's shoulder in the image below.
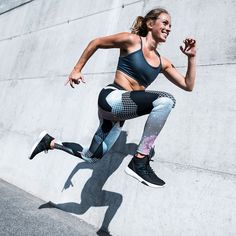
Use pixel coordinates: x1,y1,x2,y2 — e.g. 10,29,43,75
117,32,140,44
160,56,175,71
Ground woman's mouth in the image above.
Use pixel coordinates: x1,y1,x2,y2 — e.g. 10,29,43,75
162,31,168,38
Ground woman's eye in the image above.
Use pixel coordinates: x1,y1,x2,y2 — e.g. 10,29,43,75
163,21,171,28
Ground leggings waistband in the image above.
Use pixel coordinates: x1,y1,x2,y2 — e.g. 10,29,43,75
105,82,125,90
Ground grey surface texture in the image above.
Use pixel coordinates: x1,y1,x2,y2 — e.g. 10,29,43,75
0,178,98,236
0,0,236,235
0,0,34,14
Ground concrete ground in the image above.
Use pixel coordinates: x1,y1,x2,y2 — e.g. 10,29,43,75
1,0,236,235
0,178,105,236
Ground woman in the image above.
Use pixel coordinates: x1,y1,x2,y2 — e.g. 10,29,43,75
29,8,196,188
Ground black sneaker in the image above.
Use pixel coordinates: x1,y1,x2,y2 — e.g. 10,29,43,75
125,155,165,188
29,131,54,160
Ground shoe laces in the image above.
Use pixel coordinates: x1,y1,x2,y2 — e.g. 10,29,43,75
146,158,155,174
137,156,155,175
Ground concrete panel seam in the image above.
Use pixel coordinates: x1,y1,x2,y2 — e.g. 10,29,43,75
0,0,35,16
158,159,236,178
0,72,116,82
177,62,236,68
0,74,67,82
111,149,236,178
0,0,143,43
2,128,236,178
2,61,236,82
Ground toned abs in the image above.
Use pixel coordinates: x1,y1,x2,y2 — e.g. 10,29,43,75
114,70,146,91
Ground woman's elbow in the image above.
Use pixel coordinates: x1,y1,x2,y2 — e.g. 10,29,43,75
185,85,194,92
89,38,100,50
185,81,195,92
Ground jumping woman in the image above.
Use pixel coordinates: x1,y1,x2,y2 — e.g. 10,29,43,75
29,8,196,188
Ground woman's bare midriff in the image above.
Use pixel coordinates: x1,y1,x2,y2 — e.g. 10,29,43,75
114,70,146,91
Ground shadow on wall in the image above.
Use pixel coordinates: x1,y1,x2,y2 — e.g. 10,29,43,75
39,131,138,236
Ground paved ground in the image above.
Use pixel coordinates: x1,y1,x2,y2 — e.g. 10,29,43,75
0,179,102,236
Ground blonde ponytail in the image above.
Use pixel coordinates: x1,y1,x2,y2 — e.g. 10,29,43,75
131,8,169,36
131,16,147,36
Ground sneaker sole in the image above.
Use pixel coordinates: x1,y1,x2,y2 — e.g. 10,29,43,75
125,166,165,188
29,130,48,160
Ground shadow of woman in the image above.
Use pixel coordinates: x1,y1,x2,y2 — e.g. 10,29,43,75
39,131,138,235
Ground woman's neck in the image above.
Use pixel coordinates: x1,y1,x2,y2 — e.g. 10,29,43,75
144,34,159,50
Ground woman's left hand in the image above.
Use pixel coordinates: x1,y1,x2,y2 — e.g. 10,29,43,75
180,38,196,57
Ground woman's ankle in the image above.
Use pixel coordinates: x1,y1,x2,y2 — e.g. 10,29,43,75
50,139,55,149
135,152,146,158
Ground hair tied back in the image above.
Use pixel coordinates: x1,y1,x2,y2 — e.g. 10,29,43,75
131,16,147,36
131,8,169,37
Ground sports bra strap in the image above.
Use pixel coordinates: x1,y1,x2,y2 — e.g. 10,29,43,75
155,50,162,63
155,50,163,72
139,36,143,48
140,36,161,60
140,36,162,69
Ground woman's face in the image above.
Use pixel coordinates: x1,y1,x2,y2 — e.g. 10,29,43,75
151,13,171,42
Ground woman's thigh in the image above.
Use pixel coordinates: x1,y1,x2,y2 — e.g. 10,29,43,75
98,87,175,120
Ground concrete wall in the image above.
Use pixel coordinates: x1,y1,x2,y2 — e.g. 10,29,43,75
0,0,236,235
0,0,33,15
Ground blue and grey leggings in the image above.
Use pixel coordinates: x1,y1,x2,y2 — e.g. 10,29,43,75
82,83,176,160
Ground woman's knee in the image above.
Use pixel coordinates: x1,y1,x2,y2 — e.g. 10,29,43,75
163,93,176,108
153,95,176,110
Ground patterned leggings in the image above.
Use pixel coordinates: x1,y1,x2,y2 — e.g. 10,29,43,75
82,83,176,160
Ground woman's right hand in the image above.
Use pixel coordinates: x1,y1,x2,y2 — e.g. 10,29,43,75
65,70,85,88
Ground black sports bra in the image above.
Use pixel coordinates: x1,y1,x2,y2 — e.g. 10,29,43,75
117,37,162,87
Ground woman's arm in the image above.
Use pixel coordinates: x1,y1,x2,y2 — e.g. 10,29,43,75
66,32,135,88
162,38,196,92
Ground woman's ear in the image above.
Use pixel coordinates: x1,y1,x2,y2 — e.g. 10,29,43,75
146,19,155,30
